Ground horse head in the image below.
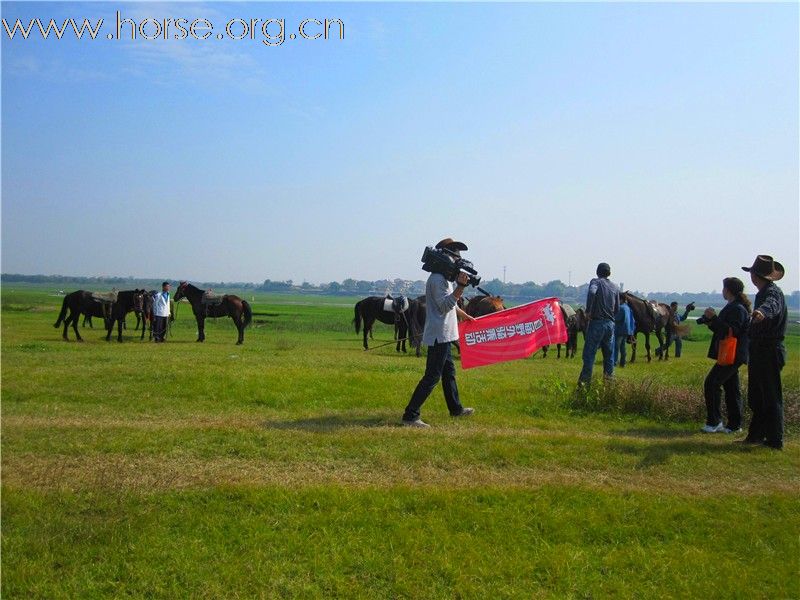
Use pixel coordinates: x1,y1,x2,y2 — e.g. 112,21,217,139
174,281,190,302
133,289,146,312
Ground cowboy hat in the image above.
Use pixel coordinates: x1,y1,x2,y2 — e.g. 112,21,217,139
742,255,784,281
435,238,468,252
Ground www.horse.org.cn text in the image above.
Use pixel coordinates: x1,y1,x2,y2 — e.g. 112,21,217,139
2,11,345,47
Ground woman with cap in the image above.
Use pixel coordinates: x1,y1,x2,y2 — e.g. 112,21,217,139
741,255,787,450
697,277,751,433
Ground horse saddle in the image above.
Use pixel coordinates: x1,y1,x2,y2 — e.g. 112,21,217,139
561,303,576,319
383,295,409,314
90,291,118,304
201,291,224,306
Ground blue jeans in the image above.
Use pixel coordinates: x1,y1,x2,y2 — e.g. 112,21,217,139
578,320,615,385
660,332,683,357
404,341,464,421
613,330,628,367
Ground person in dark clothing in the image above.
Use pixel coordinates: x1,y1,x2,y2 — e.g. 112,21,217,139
741,255,787,450
697,278,751,433
578,262,619,386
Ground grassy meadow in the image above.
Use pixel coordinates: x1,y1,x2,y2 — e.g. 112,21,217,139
2,284,799,598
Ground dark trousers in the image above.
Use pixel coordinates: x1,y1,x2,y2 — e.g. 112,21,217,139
747,342,785,447
404,342,463,421
153,316,168,342
703,364,742,428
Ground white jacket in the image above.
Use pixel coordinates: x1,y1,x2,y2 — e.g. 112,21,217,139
153,291,170,317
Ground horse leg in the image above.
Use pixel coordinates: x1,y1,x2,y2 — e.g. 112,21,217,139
397,318,407,353
542,345,548,358
66,311,78,341
117,317,124,342
557,344,562,359
197,316,205,342
644,334,652,362
630,333,637,363
236,310,244,345
363,316,374,350
656,331,666,360
62,311,72,340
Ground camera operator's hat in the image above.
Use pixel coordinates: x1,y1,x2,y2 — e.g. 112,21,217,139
435,238,468,256
742,255,784,281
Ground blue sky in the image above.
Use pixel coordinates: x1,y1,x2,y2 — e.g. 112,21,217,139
2,1,798,292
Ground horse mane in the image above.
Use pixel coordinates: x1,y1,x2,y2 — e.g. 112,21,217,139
181,282,204,294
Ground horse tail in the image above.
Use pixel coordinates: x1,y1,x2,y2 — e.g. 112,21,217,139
353,301,362,334
54,295,69,328
242,300,253,328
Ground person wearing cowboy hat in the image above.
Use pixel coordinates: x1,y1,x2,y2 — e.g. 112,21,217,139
402,238,477,428
740,255,788,450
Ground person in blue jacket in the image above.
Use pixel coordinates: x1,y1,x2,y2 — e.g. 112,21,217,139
697,277,750,433
613,294,635,368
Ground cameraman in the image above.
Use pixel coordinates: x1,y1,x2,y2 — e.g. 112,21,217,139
402,238,476,428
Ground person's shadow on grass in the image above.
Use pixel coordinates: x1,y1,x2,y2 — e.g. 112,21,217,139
607,436,751,468
262,414,394,432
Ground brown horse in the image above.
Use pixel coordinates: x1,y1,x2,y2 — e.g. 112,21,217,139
464,294,505,317
622,292,671,362
353,296,412,352
174,282,252,344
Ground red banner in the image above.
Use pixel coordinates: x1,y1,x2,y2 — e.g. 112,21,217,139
459,298,568,369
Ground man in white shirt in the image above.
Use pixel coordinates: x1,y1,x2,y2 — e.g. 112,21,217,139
402,238,477,428
152,281,171,342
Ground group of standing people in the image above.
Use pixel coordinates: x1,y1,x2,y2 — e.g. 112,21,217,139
404,242,788,451
697,256,788,450
578,256,788,450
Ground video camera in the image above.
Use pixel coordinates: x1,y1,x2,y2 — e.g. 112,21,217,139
420,246,481,287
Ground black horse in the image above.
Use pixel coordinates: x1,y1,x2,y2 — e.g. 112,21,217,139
353,296,413,352
105,290,147,342
54,291,111,341
173,282,252,345
54,290,143,342
541,303,580,359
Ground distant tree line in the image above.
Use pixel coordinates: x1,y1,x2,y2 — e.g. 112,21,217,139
3,273,798,310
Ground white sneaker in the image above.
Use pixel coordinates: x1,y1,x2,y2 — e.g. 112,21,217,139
402,418,430,428
701,422,724,433
723,427,742,434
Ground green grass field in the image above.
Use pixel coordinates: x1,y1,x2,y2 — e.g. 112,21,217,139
2,285,799,598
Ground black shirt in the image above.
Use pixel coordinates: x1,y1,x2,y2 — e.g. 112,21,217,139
750,281,787,342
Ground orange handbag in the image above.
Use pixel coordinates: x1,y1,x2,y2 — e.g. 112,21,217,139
717,328,737,366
